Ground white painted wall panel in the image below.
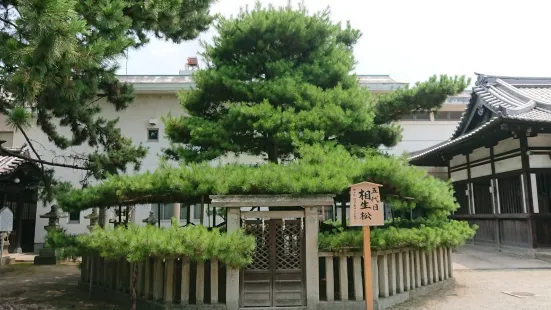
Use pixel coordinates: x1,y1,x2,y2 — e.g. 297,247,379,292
528,134,551,148
470,147,491,162
493,138,519,155
450,155,467,167
494,156,522,174
529,154,551,168
470,163,491,179
451,169,468,181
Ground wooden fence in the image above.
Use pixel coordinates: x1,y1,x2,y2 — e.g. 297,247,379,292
318,247,452,308
81,254,227,307
81,247,453,309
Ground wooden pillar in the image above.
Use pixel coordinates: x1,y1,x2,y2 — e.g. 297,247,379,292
404,251,411,291
305,206,320,310
173,203,181,224
353,255,363,300
377,254,389,298
153,258,163,300
447,248,453,278
371,254,379,301
520,132,538,247
181,258,191,305
164,258,175,303
196,261,205,304
325,256,335,301
144,258,151,299
420,251,427,286
339,255,348,301
137,261,144,297
211,259,219,304
225,208,241,310
388,253,396,296
396,252,404,293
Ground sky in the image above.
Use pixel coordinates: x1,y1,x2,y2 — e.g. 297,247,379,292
119,0,551,85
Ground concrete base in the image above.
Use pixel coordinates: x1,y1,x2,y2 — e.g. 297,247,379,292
535,251,551,263
79,282,228,310
33,248,58,265
317,279,454,310
1,256,15,265
459,243,536,258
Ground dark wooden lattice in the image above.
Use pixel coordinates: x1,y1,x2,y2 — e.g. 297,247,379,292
275,221,302,270
245,222,270,270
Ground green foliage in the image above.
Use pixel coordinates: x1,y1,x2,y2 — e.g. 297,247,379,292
58,144,458,217
45,229,82,261
164,3,468,163
0,0,215,195
318,219,478,251
47,219,255,268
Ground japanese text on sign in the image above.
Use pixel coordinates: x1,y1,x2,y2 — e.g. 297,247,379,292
349,182,384,226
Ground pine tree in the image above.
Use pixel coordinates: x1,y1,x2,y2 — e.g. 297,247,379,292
164,3,469,163
0,0,215,199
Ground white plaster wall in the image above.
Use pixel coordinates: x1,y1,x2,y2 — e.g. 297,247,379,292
529,154,551,168
494,137,520,155
494,156,522,174
470,163,491,179
385,121,458,156
17,94,258,245
528,134,551,147
470,146,491,162
451,169,468,181
450,154,467,167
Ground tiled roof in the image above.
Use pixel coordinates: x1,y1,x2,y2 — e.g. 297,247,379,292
410,73,551,162
0,145,30,175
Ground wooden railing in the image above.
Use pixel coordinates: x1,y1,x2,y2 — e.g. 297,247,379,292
81,254,228,307
318,247,452,307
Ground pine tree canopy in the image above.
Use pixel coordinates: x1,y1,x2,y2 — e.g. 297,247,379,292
0,0,215,190
164,4,470,164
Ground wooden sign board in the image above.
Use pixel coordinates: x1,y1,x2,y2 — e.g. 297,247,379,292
0,207,13,232
349,182,384,227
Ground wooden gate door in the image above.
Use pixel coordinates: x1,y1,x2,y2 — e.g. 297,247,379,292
241,219,305,308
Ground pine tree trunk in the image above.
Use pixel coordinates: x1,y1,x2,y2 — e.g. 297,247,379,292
98,208,106,228
131,262,137,310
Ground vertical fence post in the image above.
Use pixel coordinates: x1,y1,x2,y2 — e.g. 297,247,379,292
211,259,219,304
326,256,334,301
181,258,190,305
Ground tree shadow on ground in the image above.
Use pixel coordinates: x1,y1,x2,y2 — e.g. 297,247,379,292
0,264,128,310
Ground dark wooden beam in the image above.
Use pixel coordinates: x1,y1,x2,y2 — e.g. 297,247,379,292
519,131,537,248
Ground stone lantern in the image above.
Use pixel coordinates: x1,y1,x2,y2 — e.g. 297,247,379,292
142,211,158,226
34,205,66,265
41,205,66,232
84,208,99,231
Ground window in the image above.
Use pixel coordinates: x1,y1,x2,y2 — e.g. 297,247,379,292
153,204,188,220
69,211,80,223
147,128,159,141
498,176,524,214
318,205,334,221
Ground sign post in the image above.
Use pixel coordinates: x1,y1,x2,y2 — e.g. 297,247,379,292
0,206,14,266
349,182,384,310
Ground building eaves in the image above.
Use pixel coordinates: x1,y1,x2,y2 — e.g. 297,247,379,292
0,145,30,175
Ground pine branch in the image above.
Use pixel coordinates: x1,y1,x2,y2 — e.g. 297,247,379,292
0,16,17,30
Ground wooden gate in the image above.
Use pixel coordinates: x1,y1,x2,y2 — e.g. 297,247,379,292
241,219,305,308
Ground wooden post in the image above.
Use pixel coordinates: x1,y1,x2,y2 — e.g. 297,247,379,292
362,227,373,310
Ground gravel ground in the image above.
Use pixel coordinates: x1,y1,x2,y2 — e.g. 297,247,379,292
390,269,551,310
2,261,551,310
0,263,125,310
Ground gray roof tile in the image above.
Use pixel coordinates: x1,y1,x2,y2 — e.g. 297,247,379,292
410,73,551,162
0,146,30,175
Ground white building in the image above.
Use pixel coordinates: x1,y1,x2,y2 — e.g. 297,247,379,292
0,70,467,252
